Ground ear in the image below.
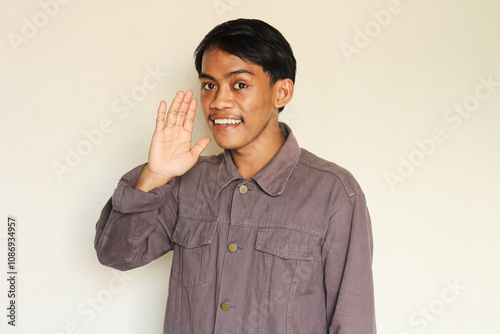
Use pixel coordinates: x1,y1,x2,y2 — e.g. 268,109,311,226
273,79,294,110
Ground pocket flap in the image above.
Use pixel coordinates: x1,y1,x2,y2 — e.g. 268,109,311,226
171,219,216,248
255,228,318,260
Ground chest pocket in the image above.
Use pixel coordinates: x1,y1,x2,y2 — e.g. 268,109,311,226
171,219,217,288
255,228,322,297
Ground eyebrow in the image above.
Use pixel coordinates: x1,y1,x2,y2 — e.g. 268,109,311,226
199,69,254,80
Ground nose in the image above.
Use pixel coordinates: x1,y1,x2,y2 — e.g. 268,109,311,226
210,85,234,110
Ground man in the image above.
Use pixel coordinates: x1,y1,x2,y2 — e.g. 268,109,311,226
95,18,376,333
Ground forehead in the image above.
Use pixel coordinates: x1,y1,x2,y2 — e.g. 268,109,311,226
200,47,265,77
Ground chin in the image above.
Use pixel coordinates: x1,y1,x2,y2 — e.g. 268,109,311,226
209,130,238,149
212,136,244,151
214,140,238,150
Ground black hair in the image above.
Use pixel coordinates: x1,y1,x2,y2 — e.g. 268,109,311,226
194,18,296,112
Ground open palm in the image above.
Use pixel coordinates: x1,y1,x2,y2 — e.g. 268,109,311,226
145,90,210,184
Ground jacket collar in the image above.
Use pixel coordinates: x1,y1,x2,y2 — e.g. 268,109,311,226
214,123,301,198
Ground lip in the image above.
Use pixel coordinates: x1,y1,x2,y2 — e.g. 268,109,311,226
210,114,243,132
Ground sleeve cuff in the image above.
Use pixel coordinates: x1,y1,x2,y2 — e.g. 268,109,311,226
112,163,177,213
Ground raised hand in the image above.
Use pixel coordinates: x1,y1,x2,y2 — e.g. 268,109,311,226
135,90,210,192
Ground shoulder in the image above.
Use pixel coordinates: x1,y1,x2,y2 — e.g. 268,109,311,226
180,153,223,181
197,153,224,165
297,148,364,198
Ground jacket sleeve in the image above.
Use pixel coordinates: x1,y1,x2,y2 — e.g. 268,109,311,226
324,194,377,334
94,164,179,271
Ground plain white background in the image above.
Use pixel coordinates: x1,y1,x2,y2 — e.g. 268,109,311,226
1,0,499,333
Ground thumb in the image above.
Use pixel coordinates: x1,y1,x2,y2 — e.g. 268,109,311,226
191,137,211,160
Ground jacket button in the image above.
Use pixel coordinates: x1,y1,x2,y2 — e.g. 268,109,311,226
221,302,230,311
228,243,237,253
239,185,248,194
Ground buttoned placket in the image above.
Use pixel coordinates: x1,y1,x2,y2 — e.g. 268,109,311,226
213,180,253,332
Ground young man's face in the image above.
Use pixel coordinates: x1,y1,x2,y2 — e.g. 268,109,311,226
199,47,283,152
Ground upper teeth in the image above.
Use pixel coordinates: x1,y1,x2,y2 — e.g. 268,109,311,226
214,119,241,124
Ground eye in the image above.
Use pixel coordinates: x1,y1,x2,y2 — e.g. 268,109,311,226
202,82,216,90
233,82,247,90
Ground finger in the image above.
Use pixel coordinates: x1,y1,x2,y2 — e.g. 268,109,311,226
190,137,211,161
183,97,198,133
175,90,193,127
165,91,185,128
154,100,167,132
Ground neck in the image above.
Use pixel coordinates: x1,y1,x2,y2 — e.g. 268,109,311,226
230,122,286,179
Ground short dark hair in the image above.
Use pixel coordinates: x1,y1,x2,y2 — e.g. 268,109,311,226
194,19,296,112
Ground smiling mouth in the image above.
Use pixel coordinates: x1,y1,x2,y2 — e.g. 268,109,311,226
213,119,242,125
